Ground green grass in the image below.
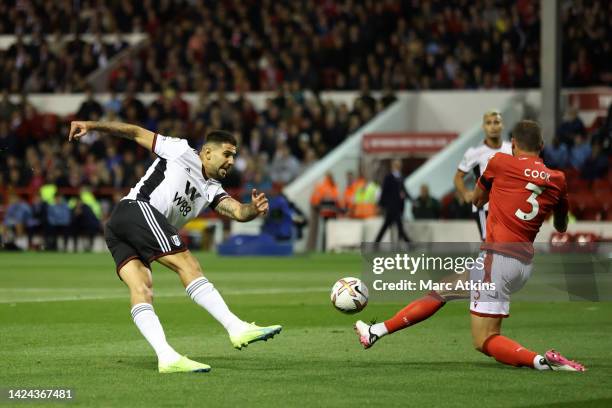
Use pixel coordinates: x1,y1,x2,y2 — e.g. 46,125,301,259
1,252,611,407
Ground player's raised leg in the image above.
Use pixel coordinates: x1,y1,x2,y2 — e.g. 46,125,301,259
119,259,210,373
157,250,282,349
355,291,447,348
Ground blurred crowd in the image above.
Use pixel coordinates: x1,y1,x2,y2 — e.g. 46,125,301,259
1,0,611,94
0,0,171,34
0,83,394,189
543,105,611,180
0,84,396,249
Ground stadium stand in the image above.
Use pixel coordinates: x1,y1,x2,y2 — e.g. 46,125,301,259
1,0,610,94
1,0,611,250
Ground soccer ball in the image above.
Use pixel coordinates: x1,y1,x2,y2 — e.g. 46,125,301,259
330,277,368,314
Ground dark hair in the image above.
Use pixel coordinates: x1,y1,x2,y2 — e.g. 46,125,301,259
205,130,237,146
512,120,543,152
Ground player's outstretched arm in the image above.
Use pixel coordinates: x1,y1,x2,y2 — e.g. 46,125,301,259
68,121,155,151
214,189,269,222
453,170,473,203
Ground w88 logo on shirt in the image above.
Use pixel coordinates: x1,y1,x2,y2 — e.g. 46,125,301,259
172,181,201,216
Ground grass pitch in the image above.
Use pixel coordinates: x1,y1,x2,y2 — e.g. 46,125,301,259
1,252,611,407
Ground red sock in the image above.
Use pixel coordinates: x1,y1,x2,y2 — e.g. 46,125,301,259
383,292,446,334
482,334,537,368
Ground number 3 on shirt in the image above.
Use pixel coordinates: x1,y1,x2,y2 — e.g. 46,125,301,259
515,182,545,221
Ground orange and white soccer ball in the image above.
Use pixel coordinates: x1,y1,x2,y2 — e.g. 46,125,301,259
330,277,368,314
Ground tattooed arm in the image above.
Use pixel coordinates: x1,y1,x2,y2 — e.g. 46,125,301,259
214,189,269,222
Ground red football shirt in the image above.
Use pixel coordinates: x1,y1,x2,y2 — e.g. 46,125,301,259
477,153,569,261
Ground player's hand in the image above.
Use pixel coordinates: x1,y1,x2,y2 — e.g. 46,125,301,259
463,190,474,203
251,189,269,216
68,121,90,141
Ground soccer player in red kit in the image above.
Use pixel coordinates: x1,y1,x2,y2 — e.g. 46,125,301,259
355,120,585,371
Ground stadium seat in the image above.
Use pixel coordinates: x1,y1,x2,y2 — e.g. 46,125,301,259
593,178,611,192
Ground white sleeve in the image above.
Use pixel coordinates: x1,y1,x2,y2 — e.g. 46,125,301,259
152,134,190,160
210,186,230,209
457,147,476,173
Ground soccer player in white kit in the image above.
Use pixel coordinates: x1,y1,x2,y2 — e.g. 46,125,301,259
69,121,282,373
454,110,512,240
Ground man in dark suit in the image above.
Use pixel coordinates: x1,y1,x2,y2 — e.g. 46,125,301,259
374,159,411,243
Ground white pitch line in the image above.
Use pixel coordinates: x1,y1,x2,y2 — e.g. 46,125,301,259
0,287,330,304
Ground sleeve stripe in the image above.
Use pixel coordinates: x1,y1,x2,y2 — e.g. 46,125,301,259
152,133,158,153
210,193,230,209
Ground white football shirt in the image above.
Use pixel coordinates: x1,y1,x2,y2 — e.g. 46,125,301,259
458,140,512,211
123,134,229,228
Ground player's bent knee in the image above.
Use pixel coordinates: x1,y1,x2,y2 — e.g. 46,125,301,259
130,283,154,302
175,253,203,277
472,336,485,352
472,331,499,354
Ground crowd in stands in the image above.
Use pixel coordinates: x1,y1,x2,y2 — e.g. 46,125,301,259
1,1,612,250
543,106,611,179
1,0,611,94
0,0,175,34
0,32,131,93
107,0,612,93
0,83,396,249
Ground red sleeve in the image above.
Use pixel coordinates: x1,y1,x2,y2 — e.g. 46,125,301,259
476,153,499,191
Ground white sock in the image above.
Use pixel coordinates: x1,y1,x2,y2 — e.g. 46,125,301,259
185,277,246,336
131,303,181,364
533,354,551,370
371,322,389,337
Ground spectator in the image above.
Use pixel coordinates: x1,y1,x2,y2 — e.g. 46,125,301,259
569,134,591,169
76,86,104,120
269,143,301,185
446,190,472,219
261,186,294,241
374,159,411,244
351,176,381,219
412,184,441,219
70,197,101,252
242,170,273,203
1,192,31,250
26,194,46,250
580,142,608,181
343,171,365,216
0,90,17,120
46,194,71,251
558,107,586,147
308,172,342,250
105,90,123,117
543,136,569,169
0,119,18,155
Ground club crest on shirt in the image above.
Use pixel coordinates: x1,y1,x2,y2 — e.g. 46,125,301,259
171,235,181,246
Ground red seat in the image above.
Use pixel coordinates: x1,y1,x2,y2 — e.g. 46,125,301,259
569,191,603,220
580,206,603,221
593,178,612,194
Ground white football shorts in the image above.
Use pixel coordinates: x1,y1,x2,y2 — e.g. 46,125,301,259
469,251,533,318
